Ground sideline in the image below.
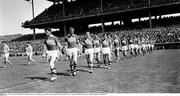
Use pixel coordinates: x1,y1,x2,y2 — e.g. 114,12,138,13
0,80,41,93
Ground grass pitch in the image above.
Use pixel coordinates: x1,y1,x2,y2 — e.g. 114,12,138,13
0,49,180,93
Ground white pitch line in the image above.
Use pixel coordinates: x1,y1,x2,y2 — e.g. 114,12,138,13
0,80,41,92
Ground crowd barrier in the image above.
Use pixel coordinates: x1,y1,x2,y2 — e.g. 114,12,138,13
154,42,180,50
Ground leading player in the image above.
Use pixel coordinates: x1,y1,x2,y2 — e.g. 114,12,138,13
44,27,62,81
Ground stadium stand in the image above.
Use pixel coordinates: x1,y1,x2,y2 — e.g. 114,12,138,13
1,16,180,57
2,0,180,57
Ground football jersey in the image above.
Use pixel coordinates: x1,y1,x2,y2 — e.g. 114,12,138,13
45,36,58,51
65,34,78,48
102,39,110,48
114,39,120,48
26,45,33,53
94,39,100,48
4,44,9,53
121,40,127,46
84,37,94,48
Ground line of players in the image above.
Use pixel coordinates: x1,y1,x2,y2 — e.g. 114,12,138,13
42,27,155,81
1,27,154,82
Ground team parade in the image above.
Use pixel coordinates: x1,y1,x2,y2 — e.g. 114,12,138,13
2,27,155,82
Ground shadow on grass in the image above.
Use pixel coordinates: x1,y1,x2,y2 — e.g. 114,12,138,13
25,77,49,81
39,62,48,64
18,63,36,66
66,69,90,73
77,65,106,69
47,72,71,76
0,66,4,68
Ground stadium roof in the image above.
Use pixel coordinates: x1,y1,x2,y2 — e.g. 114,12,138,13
23,0,180,29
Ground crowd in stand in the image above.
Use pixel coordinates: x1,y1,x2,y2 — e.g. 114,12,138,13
2,15,180,57
1,24,180,57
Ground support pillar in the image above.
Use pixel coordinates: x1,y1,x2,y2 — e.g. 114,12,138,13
101,18,105,33
149,9,152,28
63,22,67,36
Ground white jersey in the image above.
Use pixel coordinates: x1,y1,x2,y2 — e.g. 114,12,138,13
3,44,10,54
26,45,33,54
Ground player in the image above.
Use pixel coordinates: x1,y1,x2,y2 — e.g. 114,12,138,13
44,27,62,82
83,32,94,73
113,34,121,62
129,37,135,56
141,37,147,55
108,34,113,59
65,27,79,76
134,36,140,56
2,42,13,68
150,40,155,52
121,37,128,58
25,42,36,65
93,35,101,67
101,34,111,69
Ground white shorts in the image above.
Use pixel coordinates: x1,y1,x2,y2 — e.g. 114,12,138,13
85,48,94,55
129,44,135,50
142,44,146,50
114,47,120,52
147,44,151,48
134,45,139,49
102,47,111,54
4,53,9,58
151,44,154,48
67,47,78,57
26,52,33,56
46,50,58,59
94,47,101,53
85,48,94,62
122,46,128,51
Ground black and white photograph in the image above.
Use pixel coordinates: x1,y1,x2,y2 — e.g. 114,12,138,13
0,0,180,96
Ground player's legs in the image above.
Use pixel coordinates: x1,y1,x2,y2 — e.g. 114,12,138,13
122,46,128,58
94,47,101,65
89,49,94,73
29,53,36,64
46,51,58,82
114,48,120,62
103,54,107,66
71,48,78,76
102,47,107,66
104,47,111,69
4,53,13,67
107,53,111,69
67,48,75,76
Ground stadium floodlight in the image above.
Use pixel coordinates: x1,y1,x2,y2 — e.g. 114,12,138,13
25,0,36,40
